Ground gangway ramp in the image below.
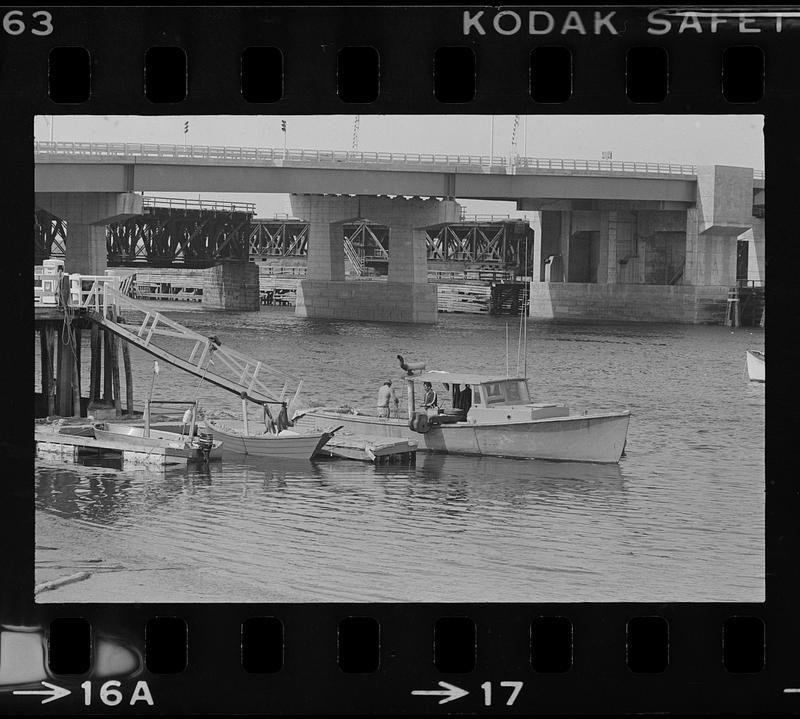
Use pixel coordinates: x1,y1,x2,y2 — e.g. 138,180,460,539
82,282,302,407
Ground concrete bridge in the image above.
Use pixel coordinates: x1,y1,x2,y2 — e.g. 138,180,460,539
34,141,765,323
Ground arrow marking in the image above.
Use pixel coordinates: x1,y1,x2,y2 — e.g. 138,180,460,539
411,681,469,705
13,681,71,704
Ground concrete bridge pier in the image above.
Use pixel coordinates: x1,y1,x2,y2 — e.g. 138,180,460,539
35,193,142,275
202,262,260,311
291,194,461,323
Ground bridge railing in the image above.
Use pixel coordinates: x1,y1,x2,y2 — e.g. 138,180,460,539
143,195,257,214
514,157,697,175
35,140,766,179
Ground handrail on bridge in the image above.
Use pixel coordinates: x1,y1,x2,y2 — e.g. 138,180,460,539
143,195,256,214
33,140,763,179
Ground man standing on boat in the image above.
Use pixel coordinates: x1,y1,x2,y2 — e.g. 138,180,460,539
377,380,399,418
423,381,438,417
458,384,473,414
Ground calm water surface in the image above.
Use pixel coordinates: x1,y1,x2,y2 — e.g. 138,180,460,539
35,307,765,601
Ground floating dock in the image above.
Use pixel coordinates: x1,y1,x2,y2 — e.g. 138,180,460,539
319,435,417,465
35,425,198,468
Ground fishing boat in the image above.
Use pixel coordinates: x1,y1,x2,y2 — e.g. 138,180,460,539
204,419,334,460
293,364,631,464
746,349,765,382
93,423,222,461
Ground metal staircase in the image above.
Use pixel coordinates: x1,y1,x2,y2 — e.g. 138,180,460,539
343,236,364,276
74,279,303,407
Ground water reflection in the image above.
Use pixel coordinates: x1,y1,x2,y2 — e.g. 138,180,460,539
34,315,764,602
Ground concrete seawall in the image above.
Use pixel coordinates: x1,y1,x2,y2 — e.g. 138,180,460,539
530,282,729,324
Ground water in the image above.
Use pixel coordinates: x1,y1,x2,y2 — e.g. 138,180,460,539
35,307,765,602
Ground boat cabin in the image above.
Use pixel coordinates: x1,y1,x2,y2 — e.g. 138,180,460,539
405,371,569,423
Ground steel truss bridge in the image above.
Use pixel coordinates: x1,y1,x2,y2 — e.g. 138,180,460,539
35,198,534,271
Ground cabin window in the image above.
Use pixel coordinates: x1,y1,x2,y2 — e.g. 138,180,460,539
482,380,531,406
513,381,531,403
485,382,506,405
505,381,522,402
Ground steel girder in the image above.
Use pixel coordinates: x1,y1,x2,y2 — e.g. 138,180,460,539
343,221,389,262
35,207,534,271
106,207,253,267
249,221,309,257
425,221,534,271
34,209,67,263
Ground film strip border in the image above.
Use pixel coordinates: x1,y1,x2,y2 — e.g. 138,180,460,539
3,606,778,713
40,43,764,106
2,7,786,111
1,3,796,715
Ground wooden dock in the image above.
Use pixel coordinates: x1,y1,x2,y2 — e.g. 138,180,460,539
35,425,193,468
318,435,417,465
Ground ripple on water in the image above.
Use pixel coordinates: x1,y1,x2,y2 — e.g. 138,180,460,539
35,317,764,602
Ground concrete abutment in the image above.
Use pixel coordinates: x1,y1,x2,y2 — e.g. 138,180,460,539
290,194,460,323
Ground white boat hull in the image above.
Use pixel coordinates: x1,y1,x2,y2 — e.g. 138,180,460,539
294,410,630,464
746,350,765,382
205,420,332,460
94,423,222,461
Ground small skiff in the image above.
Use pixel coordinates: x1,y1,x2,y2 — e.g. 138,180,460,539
746,350,765,382
204,420,333,460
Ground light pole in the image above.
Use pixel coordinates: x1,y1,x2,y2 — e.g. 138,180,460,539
489,115,495,167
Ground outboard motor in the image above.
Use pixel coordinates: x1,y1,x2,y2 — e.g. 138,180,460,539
197,431,215,463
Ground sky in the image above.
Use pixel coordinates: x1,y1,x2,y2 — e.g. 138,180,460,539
35,114,764,217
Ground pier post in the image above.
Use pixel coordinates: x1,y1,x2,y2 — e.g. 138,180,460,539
89,324,101,404
40,327,54,417
103,329,113,402
72,326,82,417
121,340,134,416
56,324,78,416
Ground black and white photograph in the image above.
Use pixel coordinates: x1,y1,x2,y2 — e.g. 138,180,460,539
33,113,764,604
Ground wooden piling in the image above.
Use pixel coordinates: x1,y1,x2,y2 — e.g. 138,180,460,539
45,325,56,416
103,329,113,402
39,329,50,416
110,311,122,418
121,339,134,417
57,326,73,416
89,323,100,403
74,326,82,404
71,332,81,418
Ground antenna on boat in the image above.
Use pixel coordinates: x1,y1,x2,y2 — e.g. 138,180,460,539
505,323,509,378
523,239,529,378
516,239,525,375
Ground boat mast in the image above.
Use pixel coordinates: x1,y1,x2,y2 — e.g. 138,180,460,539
523,240,529,378
505,323,509,378
516,239,524,375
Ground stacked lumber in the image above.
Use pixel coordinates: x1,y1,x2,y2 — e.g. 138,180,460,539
437,283,491,314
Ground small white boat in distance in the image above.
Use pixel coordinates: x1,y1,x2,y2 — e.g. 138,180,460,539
746,350,765,382
204,420,334,460
295,369,631,464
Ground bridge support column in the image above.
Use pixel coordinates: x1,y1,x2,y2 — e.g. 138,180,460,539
291,194,460,323
202,261,260,311
35,192,142,275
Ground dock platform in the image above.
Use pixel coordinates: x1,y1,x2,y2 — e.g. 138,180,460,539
35,425,196,468
319,435,417,465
